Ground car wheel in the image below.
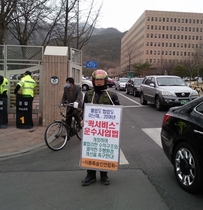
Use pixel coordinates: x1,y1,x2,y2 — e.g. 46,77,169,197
155,96,163,111
82,84,89,91
173,142,203,193
133,89,138,97
125,88,129,94
140,93,147,105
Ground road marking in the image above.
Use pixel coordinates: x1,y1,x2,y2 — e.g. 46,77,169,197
118,92,142,106
120,128,162,165
119,149,129,165
142,128,162,148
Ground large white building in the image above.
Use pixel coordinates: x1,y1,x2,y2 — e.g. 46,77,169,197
120,10,203,73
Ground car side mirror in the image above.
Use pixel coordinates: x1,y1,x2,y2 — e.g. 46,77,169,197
149,83,155,87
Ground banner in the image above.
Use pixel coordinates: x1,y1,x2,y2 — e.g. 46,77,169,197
80,104,123,171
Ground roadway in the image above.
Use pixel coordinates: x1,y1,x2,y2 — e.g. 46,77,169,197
0,88,203,210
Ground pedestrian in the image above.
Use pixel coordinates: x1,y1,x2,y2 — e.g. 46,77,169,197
0,75,9,97
14,71,36,100
81,69,120,186
60,77,83,130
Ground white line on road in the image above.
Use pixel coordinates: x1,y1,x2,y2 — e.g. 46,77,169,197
119,149,129,165
118,92,142,106
142,128,162,148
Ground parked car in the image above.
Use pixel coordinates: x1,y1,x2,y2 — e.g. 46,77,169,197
161,96,203,193
107,77,115,87
125,77,144,97
115,77,129,91
140,75,198,111
82,76,93,91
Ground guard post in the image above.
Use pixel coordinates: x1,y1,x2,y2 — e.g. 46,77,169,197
16,95,33,129
0,96,8,128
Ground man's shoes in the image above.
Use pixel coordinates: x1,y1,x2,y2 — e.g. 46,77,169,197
82,174,96,186
100,173,110,185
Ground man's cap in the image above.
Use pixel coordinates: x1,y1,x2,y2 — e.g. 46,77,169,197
24,71,32,75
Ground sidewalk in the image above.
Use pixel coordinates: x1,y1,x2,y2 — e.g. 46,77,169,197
0,121,46,158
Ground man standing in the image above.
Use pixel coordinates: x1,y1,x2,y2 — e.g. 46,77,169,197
14,71,36,128
61,77,83,129
82,69,120,186
14,71,36,99
0,75,8,97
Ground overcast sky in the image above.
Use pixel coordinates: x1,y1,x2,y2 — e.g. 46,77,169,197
95,0,203,32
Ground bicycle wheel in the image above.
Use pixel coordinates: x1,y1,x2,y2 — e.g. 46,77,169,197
75,122,82,140
44,121,69,151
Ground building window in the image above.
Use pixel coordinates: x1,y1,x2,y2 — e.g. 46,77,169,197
151,17,154,21
170,18,173,22
158,34,161,38
189,35,191,40
167,18,169,22
162,34,165,38
196,28,199,32
155,25,157,30
166,43,168,47
173,43,176,47
146,50,149,54
148,17,150,21
154,34,157,38
162,26,165,30
185,27,187,31
151,25,153,30
147,25,150,29
185,43,187,48
177,43,179,47
181,43,183,48
169,43,172,47
166,26,169,30
173,51,175,55
159,26,161,30
174,18,176,22
185,19,188,23
151,34,153,38
178,18,180,23
193,27,195,32
189,19,191,23
177,51,179,56
154,42,157,46
150,42,153,46
177,35,180,39
166,34,168,38
146,42,149,46
188,44,190,48
188,52,190,56
181,35,183,39
163,17,165,22
169,51,171,55
182,27,184,31
165,51,168,55
193,19,195,23
182,19,184,23
159,17,161,21
158,42,160,46
170,35,172,39
173,26,176,30
154,51,156,55
150,50,153,54
174,35,176,39
185,35,187,39
162,42,164,47
147,33,149,38
184,52,187,56
158,51,160,55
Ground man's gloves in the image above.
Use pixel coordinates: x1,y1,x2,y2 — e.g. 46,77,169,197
59,103,64,107
73,101,78,109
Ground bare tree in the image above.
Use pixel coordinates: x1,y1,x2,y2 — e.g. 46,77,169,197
0,0,17,44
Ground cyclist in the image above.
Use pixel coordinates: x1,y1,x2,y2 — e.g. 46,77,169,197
60,77,83,131
81,69,120,186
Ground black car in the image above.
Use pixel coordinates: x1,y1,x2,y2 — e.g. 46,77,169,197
125,77,144,96
161,96,203,193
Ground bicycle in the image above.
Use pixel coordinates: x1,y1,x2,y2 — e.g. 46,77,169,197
44,103,83,151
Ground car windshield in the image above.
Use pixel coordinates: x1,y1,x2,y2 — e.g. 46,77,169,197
120,78,129,82
133,78,143,85
157,77,186,86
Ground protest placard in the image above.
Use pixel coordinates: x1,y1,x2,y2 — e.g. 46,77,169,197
80,103,123,171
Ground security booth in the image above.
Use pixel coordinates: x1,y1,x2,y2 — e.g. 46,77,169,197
0,95,8,128
16,95,33,129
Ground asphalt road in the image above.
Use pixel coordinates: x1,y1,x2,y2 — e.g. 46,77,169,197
1,88,203,210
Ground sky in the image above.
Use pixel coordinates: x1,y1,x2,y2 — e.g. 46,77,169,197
96,0,203,32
